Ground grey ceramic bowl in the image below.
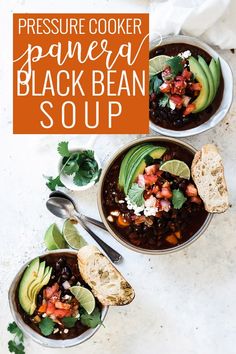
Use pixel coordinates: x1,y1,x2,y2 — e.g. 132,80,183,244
97,136,213,255
149,35,233,137
8,249,108,348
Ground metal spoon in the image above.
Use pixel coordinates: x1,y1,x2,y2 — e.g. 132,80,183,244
46,197,122,263
49,191,106,231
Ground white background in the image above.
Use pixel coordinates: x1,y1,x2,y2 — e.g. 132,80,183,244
0,1,236,354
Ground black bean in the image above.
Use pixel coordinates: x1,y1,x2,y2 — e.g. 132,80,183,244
61,266,72,280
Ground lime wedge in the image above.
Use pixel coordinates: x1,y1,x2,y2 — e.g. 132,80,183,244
160,160,191,179
149,55,171,77
63,220,87,249
70,286,95,314
44,223,66,250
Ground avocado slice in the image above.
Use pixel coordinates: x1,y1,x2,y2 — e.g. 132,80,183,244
29,266,52,315
18,257,40,315
27,261,45,300
198,56,215,106
188,56,209,113
124,145,156,194
209,58,221,96
124,146,166,194
118,144,146,189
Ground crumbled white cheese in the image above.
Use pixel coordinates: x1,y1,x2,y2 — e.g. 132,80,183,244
178,50,192,59
64,329,69,334
118,200,125,204
169,100,176,110
107,215,114,222
125,196,158,217
42,313,47,318
110,210,120,217
53,328,59,334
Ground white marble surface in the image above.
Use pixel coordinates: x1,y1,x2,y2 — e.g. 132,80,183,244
0,1,236,354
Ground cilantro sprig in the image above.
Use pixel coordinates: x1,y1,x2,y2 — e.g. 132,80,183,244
80,307,102,328
39,317,55,336
128,183,145,207
172,189,187,209
166,56,184,76
8,322,25,354
46,141,101,191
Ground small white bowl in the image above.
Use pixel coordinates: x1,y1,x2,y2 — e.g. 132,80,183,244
58,148,101,192
149,35,233,137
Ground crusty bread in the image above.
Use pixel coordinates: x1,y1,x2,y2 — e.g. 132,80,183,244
191,144,229,213
77,245,135,306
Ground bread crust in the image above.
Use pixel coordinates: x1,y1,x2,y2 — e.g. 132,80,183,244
191,144,229,213
77,245,135,306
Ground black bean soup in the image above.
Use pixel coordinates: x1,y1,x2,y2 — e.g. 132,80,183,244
16,253,101,340
102,142,208,250
149,43,224,130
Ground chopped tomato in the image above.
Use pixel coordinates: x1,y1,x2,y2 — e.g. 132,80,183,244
44,283,59,300
55,301,71,310
189,82,202,91
46,302,56,315
54,309,72,318
170,95,183,109
186,183,198,197
182,68,192,80
145,164,158,175
161,187,172,199
117,215,130,228
165,234,178,245
190,196,202,204
144,174,158,186
160,82,172,93
152,185,160,194
183,103,196,116
171,80,187,95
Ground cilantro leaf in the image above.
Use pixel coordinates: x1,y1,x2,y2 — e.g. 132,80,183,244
8,340,25,354
8,322,25,354
39,317,55,336
46,175,64,191
128,183,145,207
172,189,187,209
149,75,162,94
166,56,183,76
159,94,169,107
57,141,70,157
80,307,102,328
62,317,78,328
63,160,79,175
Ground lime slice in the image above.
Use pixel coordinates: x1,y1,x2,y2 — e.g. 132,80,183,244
63,220,87,249
44,223,66,250
149,55,171,77
70,286,95,314
160,160,191,179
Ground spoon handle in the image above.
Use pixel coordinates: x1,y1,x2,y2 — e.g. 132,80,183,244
82,216,107,230
77,217,122,263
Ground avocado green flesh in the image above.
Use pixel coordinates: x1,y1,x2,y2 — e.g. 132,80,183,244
27,261,45,299
118,145,145,189
18,258,52,315
124,145,156,192
29,266,52,315
124,146,167,194
209,58,221,96
188,56,209,113
18,258,40,315
198,56,215,106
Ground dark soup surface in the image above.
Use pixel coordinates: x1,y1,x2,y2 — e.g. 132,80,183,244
102,141,208,250
149,43,224,131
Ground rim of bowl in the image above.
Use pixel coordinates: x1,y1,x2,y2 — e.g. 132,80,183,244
8,249,109,348
58,148,101,192
149,34,233,138
97,136,213,255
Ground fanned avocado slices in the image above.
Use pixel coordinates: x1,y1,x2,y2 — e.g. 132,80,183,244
18,258,52,315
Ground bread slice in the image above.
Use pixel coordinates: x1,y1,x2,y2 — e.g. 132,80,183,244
191,144,229,213
77,245,135,306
